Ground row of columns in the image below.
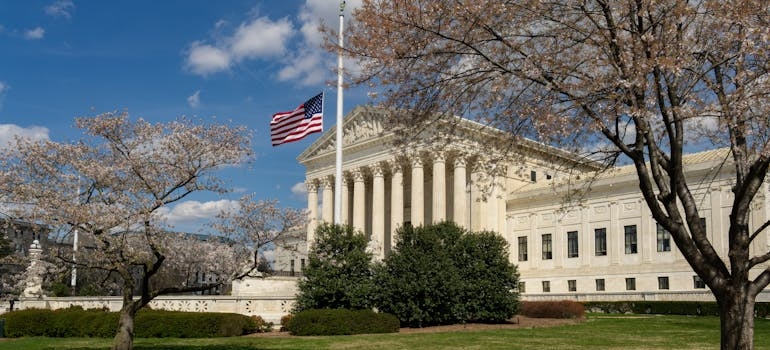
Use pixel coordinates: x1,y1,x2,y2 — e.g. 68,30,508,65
306,152,504,258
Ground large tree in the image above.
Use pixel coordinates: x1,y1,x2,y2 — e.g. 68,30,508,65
0,113,256,350
343,1,770,349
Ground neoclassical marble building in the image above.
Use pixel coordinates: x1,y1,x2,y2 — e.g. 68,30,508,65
296,106,770,299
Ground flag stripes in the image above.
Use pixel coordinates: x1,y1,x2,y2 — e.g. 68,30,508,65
270,93,323,146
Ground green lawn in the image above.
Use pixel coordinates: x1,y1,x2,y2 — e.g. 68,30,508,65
2,315,770,350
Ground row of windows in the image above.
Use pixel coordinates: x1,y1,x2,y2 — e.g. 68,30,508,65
519,275,707,293
516,220,705,262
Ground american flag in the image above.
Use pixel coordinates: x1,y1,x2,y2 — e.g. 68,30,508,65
270,93,324,146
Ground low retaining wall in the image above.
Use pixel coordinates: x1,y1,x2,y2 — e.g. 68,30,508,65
2,295,295,325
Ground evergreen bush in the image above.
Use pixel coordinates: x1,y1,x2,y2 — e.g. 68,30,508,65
374,222,520,327
2,308,261,338
294,223,376,311
285,309,399,335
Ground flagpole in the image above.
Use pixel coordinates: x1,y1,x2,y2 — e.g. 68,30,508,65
333,1,345,224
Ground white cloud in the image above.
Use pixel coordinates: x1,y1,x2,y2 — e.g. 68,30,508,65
229,17,293,60
24,27,45,40
157,199,240,226
185,16,293,76
0,124,50,149
185,42,232,76
187,90,201,108
184,1,363,84
291,182,307,197
44,0,75,19
0,81,8,94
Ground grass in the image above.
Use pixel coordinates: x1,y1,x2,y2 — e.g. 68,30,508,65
2,315,770,350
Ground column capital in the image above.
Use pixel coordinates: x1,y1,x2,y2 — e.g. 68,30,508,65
352,168,366,182
453,156,467,168
305,180,319,192
390,159,404,173
371,163,385,177
411,156,423,168
433,151,446,163
321,176,335,189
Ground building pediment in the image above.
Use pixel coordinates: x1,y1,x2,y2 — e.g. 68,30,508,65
297,106,390,164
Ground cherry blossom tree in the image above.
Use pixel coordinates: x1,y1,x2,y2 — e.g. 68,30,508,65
343,1,770,349
212,194,305,279
0,112,252,350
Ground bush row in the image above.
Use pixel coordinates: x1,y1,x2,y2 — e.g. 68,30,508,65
582,301,770,317
519,301,585,319
284,309,400,336
2,307,267,338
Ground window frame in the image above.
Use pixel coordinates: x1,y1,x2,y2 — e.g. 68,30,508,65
595,278,606,291
658,276,670,290
542,233,553,260
518,236,528,261
568,279,577,292
567,231,579,258
594,228,607,256
625,277,636,291
624,225,638,254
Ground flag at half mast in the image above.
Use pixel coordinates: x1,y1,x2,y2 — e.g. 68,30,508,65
271,93,324,146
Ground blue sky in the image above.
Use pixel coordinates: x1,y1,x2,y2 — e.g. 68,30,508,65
0,0,368,233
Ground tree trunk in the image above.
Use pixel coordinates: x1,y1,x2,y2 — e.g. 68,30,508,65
111,306,137,350
717,286,755,350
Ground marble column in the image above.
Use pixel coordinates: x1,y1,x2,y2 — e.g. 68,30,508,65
390,161,404,247
470,163,486,231
372,163,386,258
341,176,350,225
411,156,424,226
321,176,334,223
353,168,366,232
487,173,500,232
432,152,446,223
453,156,467,228
306,180,319,251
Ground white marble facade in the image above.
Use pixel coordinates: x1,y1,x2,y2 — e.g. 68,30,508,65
297,106,770,297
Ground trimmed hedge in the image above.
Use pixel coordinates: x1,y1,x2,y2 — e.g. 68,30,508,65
582,301,770,317
519,301,585,319
3,307,263,338
285,309,400,336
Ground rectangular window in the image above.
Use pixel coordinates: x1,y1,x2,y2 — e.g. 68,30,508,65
658,276,670,290
518,282,526,293
530,170,537,182
656,223,671,252
542,280,550,293
595,228,607,256
290,260,295,276
518,236,528,261
596,279,605,291
693,276,706,289
567,231,579,258
700,217,707,234
625,277,636,291
568,280,577,292
301,259,306,271
542,234,553,260
624,225,638,254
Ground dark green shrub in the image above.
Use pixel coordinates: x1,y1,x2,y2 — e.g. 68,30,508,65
295,223,376,312
375,222,519,327
134,310,259,338
519,301,585,319
3,308,259,338
286,309,399,336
